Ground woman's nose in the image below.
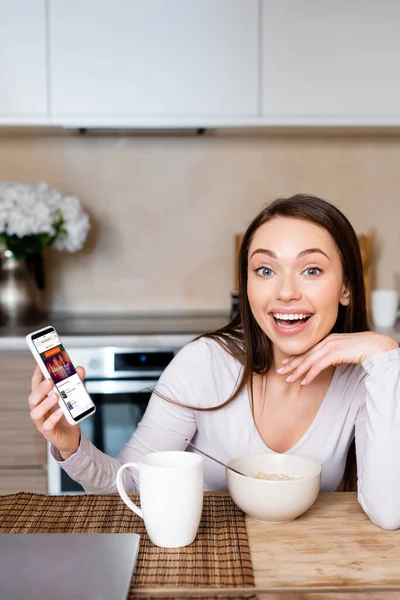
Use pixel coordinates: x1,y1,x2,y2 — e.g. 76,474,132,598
276,274,301,302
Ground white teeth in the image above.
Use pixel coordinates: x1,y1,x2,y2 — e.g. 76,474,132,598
273,313,311,321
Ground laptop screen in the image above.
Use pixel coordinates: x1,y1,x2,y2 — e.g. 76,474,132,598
0,533,140,600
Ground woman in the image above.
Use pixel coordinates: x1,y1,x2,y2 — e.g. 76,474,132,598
28,194,400,530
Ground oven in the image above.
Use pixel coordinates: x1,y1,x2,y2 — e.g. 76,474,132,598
47,345,179,494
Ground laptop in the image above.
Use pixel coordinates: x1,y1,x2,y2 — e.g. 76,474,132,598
0,533,140,600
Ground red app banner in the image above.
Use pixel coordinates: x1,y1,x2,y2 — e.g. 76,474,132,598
44,348,76,384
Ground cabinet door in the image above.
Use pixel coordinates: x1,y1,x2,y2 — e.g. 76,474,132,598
49,0,259,126
0,0,48,121
0,353,35,410
0,352,46,468
0,469,47,494
0,411,46,467
262,0,400,124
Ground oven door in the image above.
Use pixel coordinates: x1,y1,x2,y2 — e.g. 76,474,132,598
47,379,157,495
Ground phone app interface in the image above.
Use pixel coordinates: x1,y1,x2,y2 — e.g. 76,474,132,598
33,330,93,419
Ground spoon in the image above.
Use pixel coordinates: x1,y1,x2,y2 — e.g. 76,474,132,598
185,439,246,477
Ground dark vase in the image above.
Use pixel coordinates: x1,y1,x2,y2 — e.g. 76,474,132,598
0,248,43,326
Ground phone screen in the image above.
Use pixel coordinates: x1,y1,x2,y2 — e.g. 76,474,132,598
32,327,94,421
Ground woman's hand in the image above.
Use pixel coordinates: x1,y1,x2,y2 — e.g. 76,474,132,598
28,365,85,459
277,332,399,385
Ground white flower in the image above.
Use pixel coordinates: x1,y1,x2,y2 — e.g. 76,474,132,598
52,196,91,252
0,181,90,252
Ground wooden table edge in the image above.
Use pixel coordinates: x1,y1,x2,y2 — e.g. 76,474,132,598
129,584,400,597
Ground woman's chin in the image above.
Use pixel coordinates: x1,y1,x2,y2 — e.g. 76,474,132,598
275,340,315,357
273,329,334,358
266,328,322,356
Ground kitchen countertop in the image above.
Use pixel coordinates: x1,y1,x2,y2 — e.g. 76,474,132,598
0,312,231,350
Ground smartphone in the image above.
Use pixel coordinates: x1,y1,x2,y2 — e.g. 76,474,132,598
26,325,96,426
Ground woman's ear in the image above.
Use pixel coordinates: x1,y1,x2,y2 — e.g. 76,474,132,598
339,282,351,306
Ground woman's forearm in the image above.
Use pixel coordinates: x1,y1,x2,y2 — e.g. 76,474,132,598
51,433,139,494
356,349,400,530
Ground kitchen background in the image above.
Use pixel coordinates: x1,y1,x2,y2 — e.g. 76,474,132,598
2,0,400,496
0,130,399,313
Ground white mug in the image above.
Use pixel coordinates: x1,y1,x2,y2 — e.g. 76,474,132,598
371,289,400,329
116,451,204,548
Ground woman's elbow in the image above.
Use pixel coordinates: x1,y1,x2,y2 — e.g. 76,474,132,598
367,513,400,531
359,495,400,530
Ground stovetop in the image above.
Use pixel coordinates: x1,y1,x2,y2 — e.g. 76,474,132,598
0,312,230,338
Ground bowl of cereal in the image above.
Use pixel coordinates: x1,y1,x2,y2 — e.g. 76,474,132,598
226,453,321,523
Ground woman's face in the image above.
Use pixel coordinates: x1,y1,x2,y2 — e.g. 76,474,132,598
247,216,350,357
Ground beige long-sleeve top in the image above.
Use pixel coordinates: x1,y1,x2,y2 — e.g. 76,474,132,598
52,338,400,530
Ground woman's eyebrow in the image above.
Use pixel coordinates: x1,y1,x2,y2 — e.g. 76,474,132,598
250,247,330,260
297,248,331,260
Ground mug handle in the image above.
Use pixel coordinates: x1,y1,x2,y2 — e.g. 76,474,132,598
116,462,143,519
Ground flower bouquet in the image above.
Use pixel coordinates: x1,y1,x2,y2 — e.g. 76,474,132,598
0,181,90,259
0,182,90,323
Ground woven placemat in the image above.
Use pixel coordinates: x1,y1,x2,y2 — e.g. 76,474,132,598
0,492,254,598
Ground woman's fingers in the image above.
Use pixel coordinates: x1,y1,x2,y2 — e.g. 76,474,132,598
29,365,85,410
31,364,45,393
42,407,64,431
282,348,340,384
297,355,335,385
280,349,329,383
76,366,86,380
278,348,322,377
277,349,317,374
28,377,54,409
278,336,337,373
30,392,59,424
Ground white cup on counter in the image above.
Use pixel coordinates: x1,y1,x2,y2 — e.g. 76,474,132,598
371,289,400,329
116,451,204,548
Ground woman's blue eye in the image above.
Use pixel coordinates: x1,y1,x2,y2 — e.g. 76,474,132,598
255,267,273,277
304,267,321,277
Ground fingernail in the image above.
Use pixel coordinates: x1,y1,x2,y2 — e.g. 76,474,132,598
46,379,53,387
301,378,307,385
285,375,292,382
52,392,58,400
276,367,285,373
282,358,290,364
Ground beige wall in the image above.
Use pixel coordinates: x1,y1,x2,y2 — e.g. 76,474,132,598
0,130,399,314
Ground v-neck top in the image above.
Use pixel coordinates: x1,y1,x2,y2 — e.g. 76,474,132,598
251,367,340,456
53,337,400,530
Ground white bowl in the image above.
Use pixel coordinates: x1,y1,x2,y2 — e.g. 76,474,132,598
226,453,321,523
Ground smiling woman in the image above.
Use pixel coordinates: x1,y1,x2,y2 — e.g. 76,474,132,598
28,194,400,531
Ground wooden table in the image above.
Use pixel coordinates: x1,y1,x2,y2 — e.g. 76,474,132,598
136,492,400,598
1,491,400,598
245,492,400,599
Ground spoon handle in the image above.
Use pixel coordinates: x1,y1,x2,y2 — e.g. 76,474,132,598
185,439,244,476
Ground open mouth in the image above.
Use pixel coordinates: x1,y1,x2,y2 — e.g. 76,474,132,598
272,313,313,328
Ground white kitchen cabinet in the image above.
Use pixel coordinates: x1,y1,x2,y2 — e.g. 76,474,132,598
261,0,400,125
49,0,259,127
0,0,48,123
